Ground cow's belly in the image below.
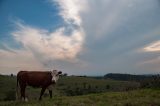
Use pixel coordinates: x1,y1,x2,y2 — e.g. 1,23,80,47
27,82,41,87
27,79,46,88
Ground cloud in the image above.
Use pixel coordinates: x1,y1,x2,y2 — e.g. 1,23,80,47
143,40,160,52
0,48,44,74
136,55,160,74
10,0,88,61
79,0,160,75
137,39,160,73
1,0,160,75
52,0,88,26
11,0,87,61
0,0,88,74
81,0,136,39
12,22,85,61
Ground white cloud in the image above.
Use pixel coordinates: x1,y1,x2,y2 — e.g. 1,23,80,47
81,0,136,39
11,0,88,61
0,0,88,74
144,41,160,52
12,23,84,60
53,0,88,26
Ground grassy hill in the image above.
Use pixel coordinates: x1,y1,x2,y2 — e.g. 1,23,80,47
0,74,160,106
56,76,140,96
0,89,160,106
0,75,140,101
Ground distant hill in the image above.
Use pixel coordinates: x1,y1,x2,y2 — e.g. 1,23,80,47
104,73,153,81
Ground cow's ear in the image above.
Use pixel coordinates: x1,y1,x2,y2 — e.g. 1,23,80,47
58,71,62,75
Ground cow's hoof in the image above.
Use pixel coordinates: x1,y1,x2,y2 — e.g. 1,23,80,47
25,98,28,102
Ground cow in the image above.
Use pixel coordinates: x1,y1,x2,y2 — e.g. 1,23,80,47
16,70,62,101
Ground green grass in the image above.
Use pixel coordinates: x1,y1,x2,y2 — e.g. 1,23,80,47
0,75,159,106
0,89,160,106
0,75,16,100
0,75,140,101
57,76,140,95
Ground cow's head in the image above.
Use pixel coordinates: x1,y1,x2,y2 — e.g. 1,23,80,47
51,70,62,83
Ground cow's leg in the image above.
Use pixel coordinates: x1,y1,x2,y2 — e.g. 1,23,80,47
49,90,52,98
47,85,54,98
20,84,26,101
39,87,46,100
20,89,23,100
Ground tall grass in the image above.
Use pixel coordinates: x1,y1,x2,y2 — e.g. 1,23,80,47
0,89,160,106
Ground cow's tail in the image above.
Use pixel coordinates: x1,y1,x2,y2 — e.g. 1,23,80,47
16,77,20,100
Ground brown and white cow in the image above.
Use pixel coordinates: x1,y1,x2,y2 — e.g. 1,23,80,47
16,70,62,101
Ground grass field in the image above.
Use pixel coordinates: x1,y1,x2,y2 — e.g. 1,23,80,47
0,89,160,106
1,75,159,106
0,75,140,101
0,75,16,100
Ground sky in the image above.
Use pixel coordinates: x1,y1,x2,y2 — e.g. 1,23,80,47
0,0,160,76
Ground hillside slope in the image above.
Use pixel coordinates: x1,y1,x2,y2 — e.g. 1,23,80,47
0,75,140,101
0,89,160,106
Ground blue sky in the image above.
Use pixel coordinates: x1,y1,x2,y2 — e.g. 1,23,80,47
0,0,160,75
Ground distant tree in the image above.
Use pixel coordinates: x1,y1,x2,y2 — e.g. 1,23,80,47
10,73,13,77
104,73,150,81
63,73,68,76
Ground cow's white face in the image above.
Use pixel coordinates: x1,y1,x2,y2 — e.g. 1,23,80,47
51,70,62,83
